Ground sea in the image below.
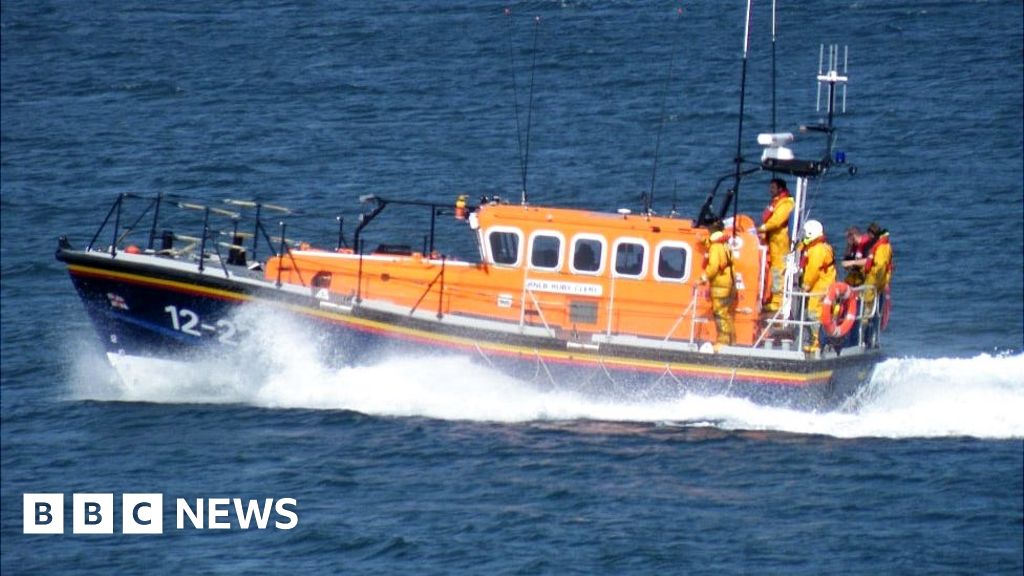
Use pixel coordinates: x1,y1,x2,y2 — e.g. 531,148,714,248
1,1,1022,574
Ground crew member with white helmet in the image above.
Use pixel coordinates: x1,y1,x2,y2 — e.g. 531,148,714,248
799,219,836,353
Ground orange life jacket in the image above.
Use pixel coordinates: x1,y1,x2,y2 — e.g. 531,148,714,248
800,236,835,274
761,190,792,224
864,234,891,275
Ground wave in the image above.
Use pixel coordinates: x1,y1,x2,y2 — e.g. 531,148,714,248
69,307,1024,440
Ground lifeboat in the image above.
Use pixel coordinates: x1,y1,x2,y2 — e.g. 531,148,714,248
54,11,886,411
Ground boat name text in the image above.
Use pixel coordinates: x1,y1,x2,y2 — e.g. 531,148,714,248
524,280,603,297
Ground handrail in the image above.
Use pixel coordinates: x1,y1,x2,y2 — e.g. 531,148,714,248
148,192,162,250
437,255,446,319
662,285,701,344
116,194,160,247
87,194,122,252
518,270,555,337
198,207,211,272
761,284,879,349
273,223,306,288
522,288,555,337
356,240,364,303
352,195,467,257
409,256,447,319
605,273,617,336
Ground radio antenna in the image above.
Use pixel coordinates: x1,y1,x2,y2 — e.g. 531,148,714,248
504,9,540,205
522,16,540,205
670,180,680,217
646,7,684,215
815,43,849,162
504,9,526,202
714,0,754,226
771,0,777,133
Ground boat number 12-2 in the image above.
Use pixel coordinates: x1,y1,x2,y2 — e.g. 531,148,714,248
164,305,238,345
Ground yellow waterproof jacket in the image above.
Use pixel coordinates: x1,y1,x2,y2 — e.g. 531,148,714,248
801,238,836,294
864,234,892,291
702,242,734,298
761,193,794,267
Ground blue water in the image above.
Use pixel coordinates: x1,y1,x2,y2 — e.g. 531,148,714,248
2,1,1022,574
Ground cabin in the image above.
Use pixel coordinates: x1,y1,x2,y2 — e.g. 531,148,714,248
264,200,767,347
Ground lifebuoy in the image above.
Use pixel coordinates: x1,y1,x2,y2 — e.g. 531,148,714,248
821,281,857,338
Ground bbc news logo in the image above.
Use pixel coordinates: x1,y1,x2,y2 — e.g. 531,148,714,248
23,493,298,534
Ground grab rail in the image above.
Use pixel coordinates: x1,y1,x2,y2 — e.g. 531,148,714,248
518,270,556,337
762,284,879,350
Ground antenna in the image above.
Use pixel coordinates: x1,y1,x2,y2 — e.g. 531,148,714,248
771,0,778,133
504,9,526,202
646,7,683,215
815,44,823,112
715,0,754,226
842,45,848,113
504,9,541,206
815,43,849,163
816,44,849,120
522,16,541,205
759,45,853,178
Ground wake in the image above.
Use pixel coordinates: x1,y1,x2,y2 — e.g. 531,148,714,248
68,308,1024,439
70,350,1024,440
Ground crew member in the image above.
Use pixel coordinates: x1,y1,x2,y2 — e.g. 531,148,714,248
841,226,869,287
839,226,870,346
758,178,795,313
700,228,735,347
799,219,836,353
862,222,893,346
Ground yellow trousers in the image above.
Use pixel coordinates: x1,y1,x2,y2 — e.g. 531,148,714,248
806,295,823,347
712,293,734,345
767,264,785,312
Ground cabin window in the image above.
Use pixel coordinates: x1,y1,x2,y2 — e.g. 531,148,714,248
655,242,692,281
570,235,605,275
613,239,647,278
487,228,521,266
529,233,562,271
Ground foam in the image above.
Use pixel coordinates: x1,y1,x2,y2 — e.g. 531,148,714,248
70,306,1024,439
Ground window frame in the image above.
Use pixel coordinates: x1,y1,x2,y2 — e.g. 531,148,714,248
653,241,694,283
611,237,649,279
569,233,607,276
485,226,524,267
527,230,565,272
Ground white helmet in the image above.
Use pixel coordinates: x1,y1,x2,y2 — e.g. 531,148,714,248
803,219,824,241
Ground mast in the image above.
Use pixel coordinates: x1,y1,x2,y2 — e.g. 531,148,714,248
717,0,755,226
771,0,777,133
646,7,684,216
504,9,541,206
758,43,850,319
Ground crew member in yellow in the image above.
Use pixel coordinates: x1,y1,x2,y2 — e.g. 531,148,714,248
799,219,836,353
862,222,893,346
758,178,795,313
700,229,735,346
